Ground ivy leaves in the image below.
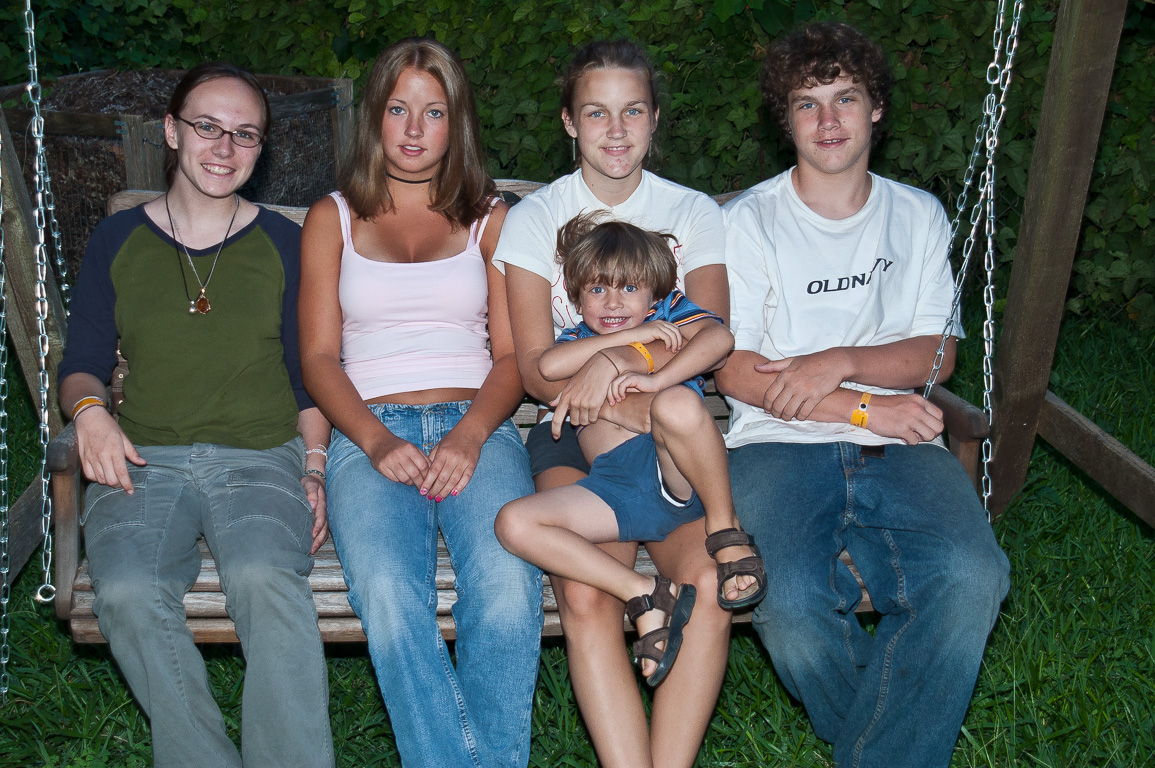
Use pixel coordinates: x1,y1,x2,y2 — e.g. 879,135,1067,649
1,0,1152,324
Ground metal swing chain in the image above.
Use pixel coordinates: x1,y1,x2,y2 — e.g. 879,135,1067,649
979,0,1024,512
24,0,56,605
0,106,11,705
24,17,70,311
924,0,1024,517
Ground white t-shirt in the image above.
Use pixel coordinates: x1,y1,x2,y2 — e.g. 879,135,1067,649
723,169,960,449
493,169,726,334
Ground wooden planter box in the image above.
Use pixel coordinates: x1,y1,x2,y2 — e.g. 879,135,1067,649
0,69,354,280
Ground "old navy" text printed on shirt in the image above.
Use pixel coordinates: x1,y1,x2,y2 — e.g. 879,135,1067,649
806,257,893,295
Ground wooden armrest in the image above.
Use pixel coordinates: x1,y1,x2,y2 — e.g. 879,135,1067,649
47,421,80,473
927,384,987,494
48,422,82,620
927,384,989,442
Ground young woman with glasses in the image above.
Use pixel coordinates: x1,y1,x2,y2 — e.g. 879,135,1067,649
57,62,334,768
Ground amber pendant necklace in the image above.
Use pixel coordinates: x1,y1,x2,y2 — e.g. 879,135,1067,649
165,192,240,314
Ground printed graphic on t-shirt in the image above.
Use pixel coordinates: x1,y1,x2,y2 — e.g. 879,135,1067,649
805,258,893,296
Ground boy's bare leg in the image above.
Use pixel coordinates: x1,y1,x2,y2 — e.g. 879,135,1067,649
650,386,759,600
495,485,675,677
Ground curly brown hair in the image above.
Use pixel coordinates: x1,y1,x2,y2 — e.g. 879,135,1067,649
761,22,893,146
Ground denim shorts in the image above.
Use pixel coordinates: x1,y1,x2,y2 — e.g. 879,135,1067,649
526,417,590,477
576,432,705,543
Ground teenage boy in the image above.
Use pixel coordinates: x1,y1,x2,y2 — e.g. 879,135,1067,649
716,21,1010,768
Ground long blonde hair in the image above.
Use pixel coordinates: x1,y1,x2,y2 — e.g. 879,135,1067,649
339,38,495,227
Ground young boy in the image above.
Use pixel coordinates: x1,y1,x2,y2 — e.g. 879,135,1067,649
495,213,765,686
716,21,1009,767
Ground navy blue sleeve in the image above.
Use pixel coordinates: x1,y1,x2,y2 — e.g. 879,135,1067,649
57,209,137,386
263,209,315,412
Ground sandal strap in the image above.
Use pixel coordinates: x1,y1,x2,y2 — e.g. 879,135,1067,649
625,576,677,623
716,555,766,584
625,593,653,623
705,528,755,557
632,627,670,665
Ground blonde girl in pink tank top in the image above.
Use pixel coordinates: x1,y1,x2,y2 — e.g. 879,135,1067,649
298,38,541,768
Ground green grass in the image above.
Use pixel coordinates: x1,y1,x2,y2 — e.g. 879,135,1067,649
0,311,1152,767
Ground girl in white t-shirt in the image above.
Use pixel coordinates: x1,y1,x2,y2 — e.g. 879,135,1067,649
493,40,738,767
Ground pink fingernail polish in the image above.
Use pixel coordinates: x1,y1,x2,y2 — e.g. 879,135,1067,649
451,490,458,497
436,496,444,502
420,488,428,495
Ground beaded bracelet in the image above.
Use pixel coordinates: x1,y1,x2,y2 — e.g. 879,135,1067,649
303,468,326,481
305,446,328,458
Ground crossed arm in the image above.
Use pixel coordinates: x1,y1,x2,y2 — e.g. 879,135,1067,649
542,319,734,438
714,335,956,445
506,264,730,438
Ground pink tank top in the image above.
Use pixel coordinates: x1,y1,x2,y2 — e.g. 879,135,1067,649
333,191,494,400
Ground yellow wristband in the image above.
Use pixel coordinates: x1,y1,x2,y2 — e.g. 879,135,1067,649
628,341,654,373
850,392,872,428
71,396,107,421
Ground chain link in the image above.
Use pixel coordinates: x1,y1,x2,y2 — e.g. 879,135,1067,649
0,87,11,705
24,0,56,605
924,0,1024,520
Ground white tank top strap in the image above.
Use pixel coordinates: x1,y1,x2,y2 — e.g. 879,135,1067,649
329,191,354,248
470,196,500,247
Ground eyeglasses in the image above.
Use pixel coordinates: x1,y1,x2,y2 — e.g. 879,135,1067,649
175,116,265,148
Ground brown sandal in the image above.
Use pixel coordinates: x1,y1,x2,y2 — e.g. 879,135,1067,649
705,528,767,610
626,576,697,687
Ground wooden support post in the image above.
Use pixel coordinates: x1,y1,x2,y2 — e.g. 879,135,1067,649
332,79,354,172
122,115,150,189
0,110,67,435
4,481,50,579
138,120,168,192
988,0,1128,516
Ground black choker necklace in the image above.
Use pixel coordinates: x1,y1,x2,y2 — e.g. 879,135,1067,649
386,172,434,185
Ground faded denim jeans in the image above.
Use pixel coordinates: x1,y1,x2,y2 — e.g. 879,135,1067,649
84,437,334,768
729,441,1009,768
326,402,542,768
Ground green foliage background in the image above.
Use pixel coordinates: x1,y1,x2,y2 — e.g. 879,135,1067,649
1,0,1153,323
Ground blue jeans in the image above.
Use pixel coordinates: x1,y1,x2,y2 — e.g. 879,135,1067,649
729,441,1009,768
326,402,542,768
83,438,334,768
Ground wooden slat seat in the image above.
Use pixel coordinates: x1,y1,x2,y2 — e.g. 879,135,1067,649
63,536,715,643
46,183,980,645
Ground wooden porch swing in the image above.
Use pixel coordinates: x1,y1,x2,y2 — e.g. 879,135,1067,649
40,181,990,643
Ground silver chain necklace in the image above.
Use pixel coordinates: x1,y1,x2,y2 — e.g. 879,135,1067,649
165,192,240,314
